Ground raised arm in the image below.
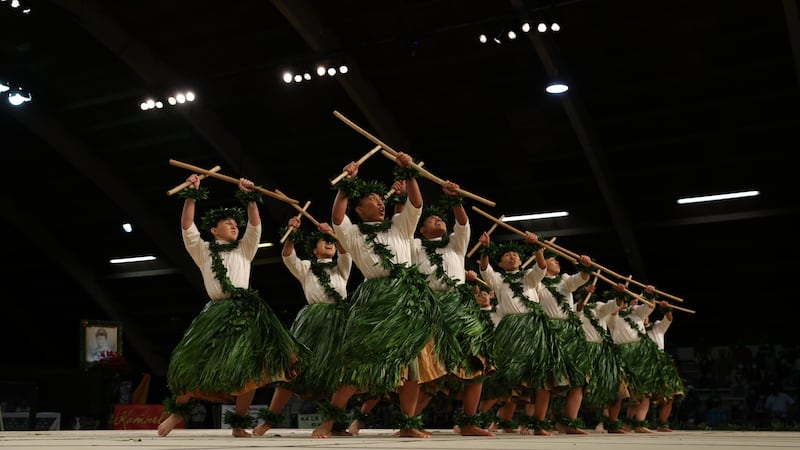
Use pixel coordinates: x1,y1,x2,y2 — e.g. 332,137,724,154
239,178,261,227
332,161,358,226
181,174,200,230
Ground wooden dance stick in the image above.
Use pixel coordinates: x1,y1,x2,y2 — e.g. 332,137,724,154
592,270,653,308
660,301,696,314
466,214,505,258
521,237,556,269
167,165,221,196
169,159,299,205
332,111,496,207
330,145,382,185
384,161,425,199
544,237,684,303
274,190,338,240
582,272,601,304
280,201,311,244
380,150,496,207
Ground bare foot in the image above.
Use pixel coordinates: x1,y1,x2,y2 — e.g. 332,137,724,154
419,428,433,437
253,423,271,436
657,426,673,432
452,425,460,434
519,426,532,435
460,425,495,436
564,427,589,435
533,428,553,436
555,422,566,434
312,421,333,438
502,427,518,434
634,426,654,433
349,419,363,435
231,427,252,437
332,430,353,436
157,414,182,437
394,428,430,438
595,423,606,433
608,428,628,434
488,422,498,432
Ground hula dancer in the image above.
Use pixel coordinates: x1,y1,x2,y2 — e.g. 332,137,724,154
312,152,437,439
574,284,630,433
252,219,352,436
157,174,306,437
534,249,593,435
407,181,496,436
477,230,558,436
608,284,662,433
645,300,685,432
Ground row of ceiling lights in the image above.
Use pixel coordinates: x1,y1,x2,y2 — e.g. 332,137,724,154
0,81,32,105
282,64,350,83
139,91,196,111
479,21,560,44
1,0,31,14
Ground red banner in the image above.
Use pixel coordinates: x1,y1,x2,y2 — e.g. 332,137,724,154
112,404,183,430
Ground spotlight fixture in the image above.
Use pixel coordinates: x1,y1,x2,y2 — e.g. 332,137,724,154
545,81,569,94
1,80,33,106
141,89,195,111
3,0,31,13
283,63,350,83
478,34,488,44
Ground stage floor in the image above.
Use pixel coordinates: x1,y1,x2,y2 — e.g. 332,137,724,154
1,428,798,450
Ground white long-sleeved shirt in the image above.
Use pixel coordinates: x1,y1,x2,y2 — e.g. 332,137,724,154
480,263,547,325
182,221,261,300
333,198,421,279
646,316,672,351
610,303,653,344
578,299,619,343
411,221,469,292
537,273,588,320
282,251,352,305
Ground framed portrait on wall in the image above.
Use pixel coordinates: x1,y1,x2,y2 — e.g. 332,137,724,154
80,319,123,366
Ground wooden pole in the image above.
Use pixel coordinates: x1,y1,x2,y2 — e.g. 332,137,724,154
280,200,311,244
167,165,221,196
467,214,505,258
169,159,299,204
274,190,338,240
380,150,496,207
330,145,382,185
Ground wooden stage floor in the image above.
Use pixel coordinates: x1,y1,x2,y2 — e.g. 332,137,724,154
1,428,798,450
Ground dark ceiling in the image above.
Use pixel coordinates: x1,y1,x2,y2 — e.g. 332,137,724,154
2,0,798,378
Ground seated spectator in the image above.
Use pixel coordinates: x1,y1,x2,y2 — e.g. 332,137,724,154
763,382,796,421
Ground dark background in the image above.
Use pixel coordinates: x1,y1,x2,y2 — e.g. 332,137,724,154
1,0,797,428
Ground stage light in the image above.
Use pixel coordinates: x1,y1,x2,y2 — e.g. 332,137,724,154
8,91,31,105
545,81,569,94
478,34,488,43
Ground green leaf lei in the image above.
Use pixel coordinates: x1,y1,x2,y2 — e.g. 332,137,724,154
453,409,485,427
357,219,396,272
500,270,543,315
581,302,614,345
223,410,254,429
310,259,346,304
421,234,458,289
318,401,349,431
234,189,264,206
208,240,240,295
541,276,582,327
394,412,425,431
177,185,210,201
256,408,284,426
163,396,197,419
